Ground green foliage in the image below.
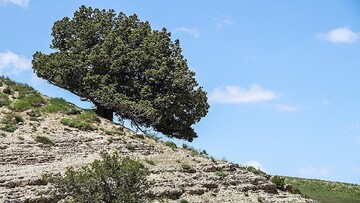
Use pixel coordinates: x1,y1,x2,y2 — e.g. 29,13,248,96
215,171,228,179
180,199,189,203
32,5,209,141
182,143,200,156
181,163,192,170
43,151,150,203
125,143,135,151
0,113,23,132
285,177,360,203
246,166,268,178
2,87,13,95
164,141,177,149
144,159,156,166
60,110,97,131
0,92,10,107
11,94,46,112
35,136,55,146
42,98,78,113
271,176,285,190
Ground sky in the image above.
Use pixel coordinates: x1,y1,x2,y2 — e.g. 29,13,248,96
1,0,359,184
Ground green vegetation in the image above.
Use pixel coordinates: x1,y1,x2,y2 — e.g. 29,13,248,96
11,94,46,112
181,163,192,170
271,176,285,190
164,141,177,150
180,199,189,203
0,92,10,107
0,113,23,132
34,136,55,146
125,143,136,151
246,166,269,178
42,98,78,113
60,110,97,131
43,151,149,203
285,177,360,203
144,159,156,166
215,171,228,179
32,5,209,141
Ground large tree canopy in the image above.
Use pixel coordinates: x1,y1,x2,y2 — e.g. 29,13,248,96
32,6,209,141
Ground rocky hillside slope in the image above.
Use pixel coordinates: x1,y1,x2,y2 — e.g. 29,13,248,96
0,77,317,203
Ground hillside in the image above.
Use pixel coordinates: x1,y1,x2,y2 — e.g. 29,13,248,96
0,77,317,202
284,177,360,203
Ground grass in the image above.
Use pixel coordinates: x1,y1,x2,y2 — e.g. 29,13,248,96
0,113,23,132
0,92,10,107
60,110,97,131
42,98,78,113
164,141,177,149
125,143,135,151
145,159,156,166
285,177,360,203
34,136,55,146
11,94,47,112
215,171,228,179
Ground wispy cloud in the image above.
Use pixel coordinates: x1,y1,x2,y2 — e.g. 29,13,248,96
210,84,278,104
0,0,29,7
0,51,31,74
174,27,200,38
245,160,266,172
317,27,358,44
298,166,331,177
274,103,304,112
216,15,235,28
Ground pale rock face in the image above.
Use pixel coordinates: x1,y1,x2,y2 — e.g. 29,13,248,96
0,100,317,202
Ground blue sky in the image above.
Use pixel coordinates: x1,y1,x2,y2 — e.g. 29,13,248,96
1,0,359,184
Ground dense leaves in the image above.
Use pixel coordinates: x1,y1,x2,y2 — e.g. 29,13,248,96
43,151,150,203
32,6,209,141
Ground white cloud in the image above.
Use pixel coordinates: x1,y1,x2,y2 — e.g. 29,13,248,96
245,160,266,172
210,84,278,104
274,103,304,112
0,51,31,74
174,27,200,38
298,166,331,177
317,27,358,44
0,0,29,7
217,15,235,28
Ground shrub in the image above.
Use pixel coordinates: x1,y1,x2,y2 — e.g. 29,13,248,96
215,171,228,179
165,141,177,149
43,151,150,203
125,143,136,151
0,92,10,107
145,159,156,166
2,87,13,95
0,113,22,132
271,176,285,190
180,199,189,203
181,163,192,170
35,136,55,146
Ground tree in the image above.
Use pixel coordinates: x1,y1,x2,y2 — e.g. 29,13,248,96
32,6,209,141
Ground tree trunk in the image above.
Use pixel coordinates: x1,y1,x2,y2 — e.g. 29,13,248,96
95,105,114,121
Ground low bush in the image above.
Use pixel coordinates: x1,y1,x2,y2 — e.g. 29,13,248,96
42,98,78,113
35,136,55,146
165,141,177,149
271,176,285,190
43,151,150,203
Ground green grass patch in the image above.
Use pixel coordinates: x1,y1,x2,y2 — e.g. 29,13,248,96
0,113,23,132
35,136,55,146
11,94,47,112
0,92,10,107
42,98,78,113
181,163,192,170
145,159,156,166
60,110,98,131
165,141,177,149
215,171,228,179
285,177,360,203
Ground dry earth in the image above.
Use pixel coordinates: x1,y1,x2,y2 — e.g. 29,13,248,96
0,85,318,203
